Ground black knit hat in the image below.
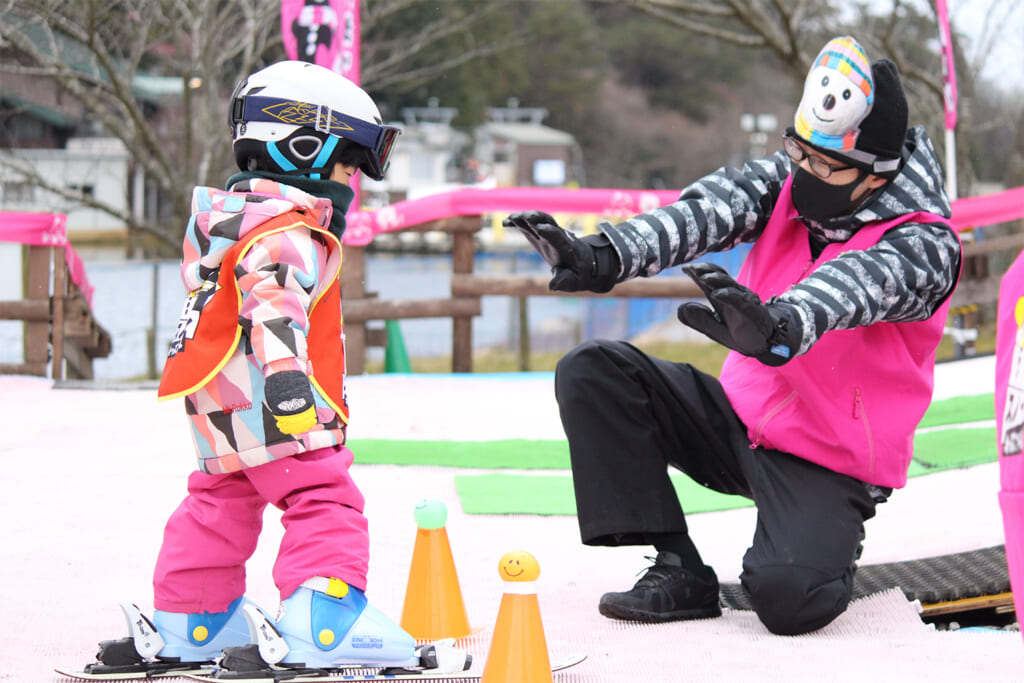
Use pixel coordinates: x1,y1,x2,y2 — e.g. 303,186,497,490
792,37,908,179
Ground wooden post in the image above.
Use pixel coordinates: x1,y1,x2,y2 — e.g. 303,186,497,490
343,245,368,375
517,296,530,372
148,261,159,379
451,226,476,373
24,246,50,377
51,247,66,380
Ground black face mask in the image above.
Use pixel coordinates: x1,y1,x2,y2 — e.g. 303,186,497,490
790,166,867,221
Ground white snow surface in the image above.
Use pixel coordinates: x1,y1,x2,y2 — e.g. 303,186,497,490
4,354,1022,682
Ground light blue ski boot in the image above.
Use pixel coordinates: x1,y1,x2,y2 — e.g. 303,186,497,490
150,595,257,662
226,579,471,675
275,578,417,668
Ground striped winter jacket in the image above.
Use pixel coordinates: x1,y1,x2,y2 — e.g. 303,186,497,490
601,126,961,356
172,178,348,474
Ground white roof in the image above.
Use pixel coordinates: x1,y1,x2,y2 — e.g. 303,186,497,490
479,121,576,146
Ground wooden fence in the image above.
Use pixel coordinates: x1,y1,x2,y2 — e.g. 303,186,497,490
339,216,1023,375
340,215,701,374
333,184,1024,373
0,244,111,380
2,185,1018,379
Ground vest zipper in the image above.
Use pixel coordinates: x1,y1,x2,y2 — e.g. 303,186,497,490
751,390,797,449
853,388,876,473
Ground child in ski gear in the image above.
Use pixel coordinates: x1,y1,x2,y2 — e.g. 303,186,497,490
506,36,961,636
995,250,1024,645
82,61,459,676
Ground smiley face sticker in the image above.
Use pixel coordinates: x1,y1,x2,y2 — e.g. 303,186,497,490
498,550,540,582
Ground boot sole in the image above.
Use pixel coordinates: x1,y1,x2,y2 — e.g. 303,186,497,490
598,601,722,623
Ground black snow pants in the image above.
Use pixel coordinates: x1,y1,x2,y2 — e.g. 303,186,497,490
554,339,884,636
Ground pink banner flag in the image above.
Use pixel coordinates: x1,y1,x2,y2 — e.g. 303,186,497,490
281,0,360,84
936,0,958,130
281,0,362,207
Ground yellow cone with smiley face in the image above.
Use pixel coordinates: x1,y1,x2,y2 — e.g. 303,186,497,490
481,550,552,683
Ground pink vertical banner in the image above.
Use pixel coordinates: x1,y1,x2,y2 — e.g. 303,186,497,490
936,0,958,130
340,0,360,85
281,0,363,208
281,1,359,82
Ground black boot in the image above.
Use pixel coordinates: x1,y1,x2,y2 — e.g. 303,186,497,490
598,551,722,622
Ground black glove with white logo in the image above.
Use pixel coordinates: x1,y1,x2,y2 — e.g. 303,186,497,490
676,262,803,366
264,370,317,434
503,211,620,293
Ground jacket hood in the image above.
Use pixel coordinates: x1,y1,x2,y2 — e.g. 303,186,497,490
795,126,951,242
181,179,332,292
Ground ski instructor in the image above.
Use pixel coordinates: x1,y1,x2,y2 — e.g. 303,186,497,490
505,36,961,635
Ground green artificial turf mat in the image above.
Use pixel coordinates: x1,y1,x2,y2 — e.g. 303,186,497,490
909,425,997,472
351,439,569,469
453,425,999,516
350,394,994,472
349,393,999,516
917,393,994,429
454,472,753,516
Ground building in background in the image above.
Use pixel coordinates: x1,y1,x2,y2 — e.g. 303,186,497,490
364,96,581,207
361,97,472,207
476,98,582,188
0,47,179,246
3,73,580,247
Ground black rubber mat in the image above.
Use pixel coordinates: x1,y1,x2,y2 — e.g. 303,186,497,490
720,545,1010,610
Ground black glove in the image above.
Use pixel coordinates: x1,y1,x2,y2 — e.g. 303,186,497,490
503,211,619,293
264,370,317,434
676,262,803,367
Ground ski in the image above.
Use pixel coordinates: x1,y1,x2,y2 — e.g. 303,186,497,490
182,654,586,682
55,661,215,680
56,603,218,681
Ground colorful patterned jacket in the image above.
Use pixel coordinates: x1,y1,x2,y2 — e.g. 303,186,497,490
159,179,348,474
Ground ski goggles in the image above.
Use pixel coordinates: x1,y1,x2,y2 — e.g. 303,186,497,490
230,95,401,180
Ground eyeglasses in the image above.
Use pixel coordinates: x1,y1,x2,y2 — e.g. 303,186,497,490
783,136,853,179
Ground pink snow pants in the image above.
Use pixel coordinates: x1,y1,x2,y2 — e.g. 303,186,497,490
995,250,1024,646
153,444,369,614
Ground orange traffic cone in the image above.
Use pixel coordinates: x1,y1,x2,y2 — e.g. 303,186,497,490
400,499,472,641
481,550,552,683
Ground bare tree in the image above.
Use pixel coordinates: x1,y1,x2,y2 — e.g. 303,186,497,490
589,0,1024,196
0,0,521,256
360,1,519,91
0,0,282,253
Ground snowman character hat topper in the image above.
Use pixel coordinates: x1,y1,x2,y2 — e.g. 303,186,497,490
791,36,907,179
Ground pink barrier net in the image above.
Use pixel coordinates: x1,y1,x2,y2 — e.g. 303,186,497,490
343,184,1024,245
0,212,93,306
2,184,1022,307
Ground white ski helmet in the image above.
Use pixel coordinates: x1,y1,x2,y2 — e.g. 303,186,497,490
228,60,400,181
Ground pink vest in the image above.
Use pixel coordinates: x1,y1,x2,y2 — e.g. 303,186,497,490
721,178,954,488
